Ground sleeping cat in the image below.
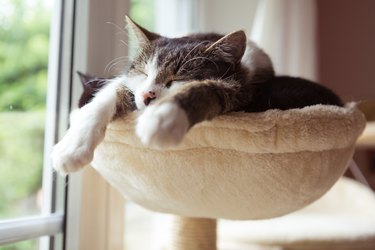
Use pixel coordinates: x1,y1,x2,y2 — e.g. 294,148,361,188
52,17,342,175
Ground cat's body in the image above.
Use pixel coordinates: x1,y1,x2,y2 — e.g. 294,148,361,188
52,17,342,174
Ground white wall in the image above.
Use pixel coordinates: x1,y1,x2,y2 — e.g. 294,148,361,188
197,0,259,34
155,0,199,36
153,0,259,37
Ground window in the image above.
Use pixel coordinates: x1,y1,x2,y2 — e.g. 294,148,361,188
0,0,67,249
0,0,51,221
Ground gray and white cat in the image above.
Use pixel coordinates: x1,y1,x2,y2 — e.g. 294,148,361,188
52,17,342,174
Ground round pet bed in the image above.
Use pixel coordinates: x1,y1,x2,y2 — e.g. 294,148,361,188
90,103,366,249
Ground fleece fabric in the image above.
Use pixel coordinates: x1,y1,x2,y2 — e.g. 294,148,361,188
91,103,365,220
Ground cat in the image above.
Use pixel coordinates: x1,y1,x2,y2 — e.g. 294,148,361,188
52,16,342,175
78,73,342,113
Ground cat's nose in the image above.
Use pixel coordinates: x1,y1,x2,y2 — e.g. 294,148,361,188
142,91,156,106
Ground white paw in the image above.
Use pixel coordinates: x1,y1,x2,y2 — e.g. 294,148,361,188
51,128,93,175
52,111,106,175
136,102,189,148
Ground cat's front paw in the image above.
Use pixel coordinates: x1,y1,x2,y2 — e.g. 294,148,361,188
51,127,96,175
136,102,189,148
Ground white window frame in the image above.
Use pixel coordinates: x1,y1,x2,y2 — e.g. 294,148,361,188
62,0,130,250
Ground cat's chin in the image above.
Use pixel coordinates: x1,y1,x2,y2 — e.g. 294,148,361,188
136,102,189,149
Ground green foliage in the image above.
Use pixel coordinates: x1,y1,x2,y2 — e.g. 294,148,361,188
0,0,50,111
0,112,44,219
130,0,155,30
0,0,50,249
127,0,155,59
0,239,38,250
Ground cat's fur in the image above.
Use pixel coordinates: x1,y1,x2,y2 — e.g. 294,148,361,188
52,17,342,175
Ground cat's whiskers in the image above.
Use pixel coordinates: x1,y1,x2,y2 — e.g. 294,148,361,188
120,40,129,47
104,22,130,72
107,58,129,73
106,21,128,35
104,56,130,74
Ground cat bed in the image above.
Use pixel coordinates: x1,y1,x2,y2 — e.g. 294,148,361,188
218,177,375,250
91,102,365,220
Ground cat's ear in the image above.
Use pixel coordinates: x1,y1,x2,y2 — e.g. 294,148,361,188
125,16,160,44
77,72,98,88
78,71,93,85
77,71,107,92
77,72,107,108
205,30,246,63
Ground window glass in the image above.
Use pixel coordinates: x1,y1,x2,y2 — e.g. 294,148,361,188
126,0,155,60
0,238,39,250
0,0,52,220
130,0,154,29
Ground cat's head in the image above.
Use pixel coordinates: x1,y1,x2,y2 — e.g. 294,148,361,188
125,17,247,110
77,72,107,108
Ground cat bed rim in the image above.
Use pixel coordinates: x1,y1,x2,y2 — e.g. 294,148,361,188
91,102,366,220
105,102,364,154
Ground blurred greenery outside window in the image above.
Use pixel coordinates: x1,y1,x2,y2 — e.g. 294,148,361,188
128,0,154,59
0,239,40,250
130,0,154,32
0,0,52,249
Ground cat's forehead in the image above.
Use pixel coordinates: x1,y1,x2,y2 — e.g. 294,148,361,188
136,34,224,66
155,37,212,50
153,38,210,62
130,33,234,81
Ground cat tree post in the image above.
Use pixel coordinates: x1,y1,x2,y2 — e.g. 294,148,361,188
170,216,217,250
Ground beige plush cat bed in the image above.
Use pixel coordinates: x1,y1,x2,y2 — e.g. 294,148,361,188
91,103,366,249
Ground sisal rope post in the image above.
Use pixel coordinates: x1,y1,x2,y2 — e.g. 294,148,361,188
170,216,217,250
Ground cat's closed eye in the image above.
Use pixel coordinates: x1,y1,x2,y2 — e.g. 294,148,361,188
130,64,148,77
165,81,173,88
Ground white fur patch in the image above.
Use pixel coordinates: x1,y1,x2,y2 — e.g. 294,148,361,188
241,40,273,79
52,77,124,175
136,102,189,148
126,53,189,111
124,74,146,93
131,55,160,110
52,110,100,175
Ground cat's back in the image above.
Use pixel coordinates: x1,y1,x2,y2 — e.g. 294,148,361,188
244,76,343,112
